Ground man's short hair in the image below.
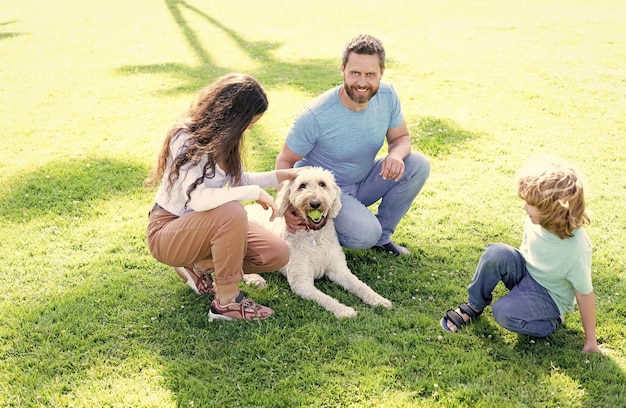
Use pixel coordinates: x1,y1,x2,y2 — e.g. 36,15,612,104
342,34,386,69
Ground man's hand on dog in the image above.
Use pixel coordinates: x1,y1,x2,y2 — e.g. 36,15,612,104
284,205,308,233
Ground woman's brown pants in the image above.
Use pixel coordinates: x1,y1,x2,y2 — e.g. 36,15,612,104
147,201,288,286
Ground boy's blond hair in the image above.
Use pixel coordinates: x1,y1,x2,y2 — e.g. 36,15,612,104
517,157,590,239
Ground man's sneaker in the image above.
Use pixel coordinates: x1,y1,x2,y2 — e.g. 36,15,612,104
174,265,216,295
371,241,411,256
208,290,274,322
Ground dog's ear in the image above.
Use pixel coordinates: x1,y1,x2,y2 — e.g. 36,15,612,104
328,182,342,218
276,179,293,217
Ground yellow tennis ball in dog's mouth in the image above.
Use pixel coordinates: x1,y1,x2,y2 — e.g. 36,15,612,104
308,209,323,220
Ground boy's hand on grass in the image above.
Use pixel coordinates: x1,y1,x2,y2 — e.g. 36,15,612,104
584,344,614,355
582,342,602,354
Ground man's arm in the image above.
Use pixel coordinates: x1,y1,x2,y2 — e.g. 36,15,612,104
381,121,412,181
574,290,602,353
275,144,304,170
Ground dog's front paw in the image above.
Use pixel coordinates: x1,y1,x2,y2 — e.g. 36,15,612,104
366,295,393,309
372,297,393,309
242,273,267,288
378,298,393,309
333,306,358,318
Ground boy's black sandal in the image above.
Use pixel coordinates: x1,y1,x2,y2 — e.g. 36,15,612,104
459,302,481,319
440,302,482,333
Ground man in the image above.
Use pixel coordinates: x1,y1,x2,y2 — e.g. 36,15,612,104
275,34,430,256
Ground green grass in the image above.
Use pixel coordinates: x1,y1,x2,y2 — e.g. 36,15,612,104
1,0,625,406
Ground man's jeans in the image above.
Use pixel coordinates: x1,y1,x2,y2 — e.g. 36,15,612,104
334,152,430,249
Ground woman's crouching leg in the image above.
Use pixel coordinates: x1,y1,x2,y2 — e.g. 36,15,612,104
243,222,289,274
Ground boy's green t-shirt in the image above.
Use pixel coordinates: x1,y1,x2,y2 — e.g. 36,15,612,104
520,217,593,314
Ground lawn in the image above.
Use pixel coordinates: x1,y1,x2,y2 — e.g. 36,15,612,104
1,0,625,407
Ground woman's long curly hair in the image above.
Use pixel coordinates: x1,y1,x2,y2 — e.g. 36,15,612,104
517,157,590,239
146,74,268,206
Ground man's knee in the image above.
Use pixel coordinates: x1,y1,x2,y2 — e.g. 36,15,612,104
405,152,431,180
334,195,381,249
338,223,381,249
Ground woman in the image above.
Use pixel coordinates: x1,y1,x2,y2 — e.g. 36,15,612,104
146,73,299,321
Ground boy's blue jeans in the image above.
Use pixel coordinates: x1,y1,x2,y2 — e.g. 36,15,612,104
467,243,561,337
333,152,430,249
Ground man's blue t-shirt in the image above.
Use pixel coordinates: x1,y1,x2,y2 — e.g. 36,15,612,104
285,82,404,187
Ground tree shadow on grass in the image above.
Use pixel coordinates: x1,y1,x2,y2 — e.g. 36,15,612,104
453,314,626,407
2,263,177,406
511,327,626,407
0,157,149,222
116,0,339,97
4,258,351,406
411,116,482,158
0,20,26,40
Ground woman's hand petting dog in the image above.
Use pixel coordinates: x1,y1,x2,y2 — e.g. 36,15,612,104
256,189,278,221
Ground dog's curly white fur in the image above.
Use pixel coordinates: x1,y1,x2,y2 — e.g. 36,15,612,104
244,167,392,318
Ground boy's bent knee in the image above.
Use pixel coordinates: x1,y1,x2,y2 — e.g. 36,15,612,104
492,299,556,337
492,300,524,333
482,243,516,263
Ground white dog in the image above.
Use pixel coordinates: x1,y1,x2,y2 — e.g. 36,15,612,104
244,167,392,318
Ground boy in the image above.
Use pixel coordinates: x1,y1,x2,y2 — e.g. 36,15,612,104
441,157,601,353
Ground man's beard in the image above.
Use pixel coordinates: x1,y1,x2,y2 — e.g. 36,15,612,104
345,84,378,104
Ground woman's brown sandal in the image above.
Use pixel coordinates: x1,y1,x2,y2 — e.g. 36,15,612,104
174,265,216,295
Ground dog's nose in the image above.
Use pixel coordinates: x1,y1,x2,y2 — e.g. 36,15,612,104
310,199,321,209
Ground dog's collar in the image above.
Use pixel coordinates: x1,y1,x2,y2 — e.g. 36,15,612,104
304,216,328,231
